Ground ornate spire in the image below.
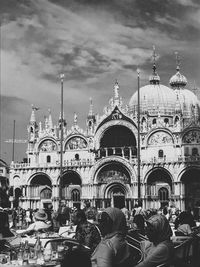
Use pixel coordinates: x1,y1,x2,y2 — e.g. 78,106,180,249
74,112,78,125
48,108,53,129
169,52,187,88
149,45,160,85
88,97,94,116
30,104,39,124
114,80,119,99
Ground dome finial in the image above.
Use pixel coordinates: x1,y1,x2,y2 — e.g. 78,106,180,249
149,45,160,84
175,51,180,72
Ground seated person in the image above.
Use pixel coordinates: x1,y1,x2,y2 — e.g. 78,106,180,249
72,209,101,253
135,214,174,267
16,209,51,235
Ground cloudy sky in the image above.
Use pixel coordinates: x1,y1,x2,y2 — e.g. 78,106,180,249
1,0,200,163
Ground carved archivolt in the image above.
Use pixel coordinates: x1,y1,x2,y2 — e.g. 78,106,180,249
147,131,174,146
91,156,136,184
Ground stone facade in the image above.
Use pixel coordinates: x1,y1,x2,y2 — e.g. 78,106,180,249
9,64,200,213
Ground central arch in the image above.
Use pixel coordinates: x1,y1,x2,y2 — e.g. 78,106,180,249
105,182,127,209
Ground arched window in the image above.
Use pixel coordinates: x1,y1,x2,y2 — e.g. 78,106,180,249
71,189,80,202
75,154,79,160
152,119,157,125
184,147,189,156
47,155,51,163
40,188,52,199
164,118,169,125
158,187,169,202
192,147,199,156
158,150,164,158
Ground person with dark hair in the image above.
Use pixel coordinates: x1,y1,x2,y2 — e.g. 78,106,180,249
135,214,174,267
132,214,145,236
91,207,130,267
72,209,101,253
174,211,195,236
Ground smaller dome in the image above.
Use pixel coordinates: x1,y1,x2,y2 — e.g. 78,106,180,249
169,69,187,88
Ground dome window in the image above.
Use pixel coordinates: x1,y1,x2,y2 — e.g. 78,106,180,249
47,155,51,163
158,150,164,158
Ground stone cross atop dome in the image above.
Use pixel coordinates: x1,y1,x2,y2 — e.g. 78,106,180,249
149,45,160,85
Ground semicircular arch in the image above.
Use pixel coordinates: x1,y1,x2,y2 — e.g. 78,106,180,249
146,129,174,146
91,156,136,184
37,138,58,152
28,172,52,186
64,134,88,150
94,120,138,150
59,169,82,186
144,167,174,185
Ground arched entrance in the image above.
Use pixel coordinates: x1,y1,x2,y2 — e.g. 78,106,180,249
181,168,200,218
60,171,81,207
99,125,137,158
146,168,172,209
106,183,126,209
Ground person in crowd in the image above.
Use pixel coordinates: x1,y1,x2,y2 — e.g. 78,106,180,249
162,206,170,221
174,211,195,236
132,200,144,217
16,209,51,235
72,209,101,253
91,207,130,267
132,214,145,236
135,214,174,267
57,203,71,226
0,207,14,239
121,206,130,221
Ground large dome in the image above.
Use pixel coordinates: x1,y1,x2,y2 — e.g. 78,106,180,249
129,83,177,116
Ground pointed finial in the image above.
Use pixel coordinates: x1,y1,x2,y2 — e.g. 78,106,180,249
114,80,119,99
175,51,180,71
89,97,93,116
152,45,158,74
74,112,78,124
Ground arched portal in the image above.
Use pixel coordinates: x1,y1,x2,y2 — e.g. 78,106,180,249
181,168,200,216
105,183,127,209
60,171,81,200
99,125,136,158
146,168,172,209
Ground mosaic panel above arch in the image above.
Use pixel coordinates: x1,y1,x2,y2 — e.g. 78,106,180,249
65,136,87,150
147,131,173,146
182,130,200,144
38,139,57,152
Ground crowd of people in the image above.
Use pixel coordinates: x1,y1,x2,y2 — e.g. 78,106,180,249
0,201,199,267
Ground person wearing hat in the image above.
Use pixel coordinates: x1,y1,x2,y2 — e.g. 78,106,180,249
16,209,51,235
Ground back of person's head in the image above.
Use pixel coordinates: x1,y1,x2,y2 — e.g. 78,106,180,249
61,248,91,267
133,214,145,229
146,214,172,245
0,210,14,238
72,209,87,225
163,206,168,215
99,207,127,237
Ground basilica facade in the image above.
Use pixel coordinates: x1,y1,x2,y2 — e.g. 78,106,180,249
9,59,200,213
